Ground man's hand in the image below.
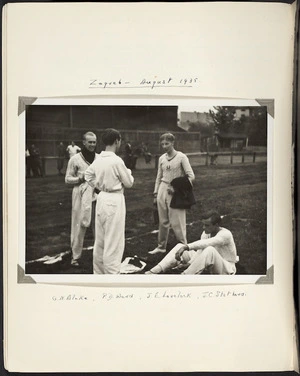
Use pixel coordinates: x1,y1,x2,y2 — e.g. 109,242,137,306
167,186,174,195
78,172,85,183
175,245,189,261
153,197,157,205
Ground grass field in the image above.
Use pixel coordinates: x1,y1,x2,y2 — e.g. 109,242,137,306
26,162,267,275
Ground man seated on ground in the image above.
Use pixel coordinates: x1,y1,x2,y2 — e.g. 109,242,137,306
146,212,238,275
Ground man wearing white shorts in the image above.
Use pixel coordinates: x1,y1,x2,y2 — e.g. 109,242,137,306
146,212,238,275
85,128,134,274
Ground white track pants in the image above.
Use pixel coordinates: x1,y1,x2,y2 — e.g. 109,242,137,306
158,244,236,275
93,191,126,274
71,186,95,261
157,182,187,249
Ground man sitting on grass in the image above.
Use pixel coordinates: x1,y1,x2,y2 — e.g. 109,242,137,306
146,212,239,275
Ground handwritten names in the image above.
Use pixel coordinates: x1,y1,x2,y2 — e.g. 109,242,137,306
51,289,246,302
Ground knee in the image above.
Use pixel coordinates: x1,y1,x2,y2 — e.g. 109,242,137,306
202,246,217,255
171,243,186,253
160,217,170,226
200,246,218,262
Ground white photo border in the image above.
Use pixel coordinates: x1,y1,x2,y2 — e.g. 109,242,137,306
18,96,274,286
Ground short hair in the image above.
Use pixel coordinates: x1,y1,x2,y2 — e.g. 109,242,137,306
102,128,121,146
83,132,97,141
204,211,222,225
160,133,175,142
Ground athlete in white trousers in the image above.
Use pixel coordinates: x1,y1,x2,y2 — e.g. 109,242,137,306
149,133,195,255
85,128,134,274
65,132,98,266
146,212,239,275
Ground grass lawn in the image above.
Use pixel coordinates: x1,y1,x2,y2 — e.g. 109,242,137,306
26,162,267,275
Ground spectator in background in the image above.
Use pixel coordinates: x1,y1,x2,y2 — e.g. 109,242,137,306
123,140,133,169
26,146,32,178
141,142,152,164
66,141,81,159
149,133,195,255
57,142,65,176
29,144,43,177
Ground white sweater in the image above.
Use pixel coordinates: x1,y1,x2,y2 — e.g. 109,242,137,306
154,151,195,194
188,227,238,263
85,151,134,193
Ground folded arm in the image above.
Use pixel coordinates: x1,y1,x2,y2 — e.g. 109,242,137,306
182,154,195,182
188,233,226,250
118,161,134,188
65,158,82,185
84,163,96,188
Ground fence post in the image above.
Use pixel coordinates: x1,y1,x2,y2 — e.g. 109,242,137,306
253,152,256,163
230,152,233,164
242,153,245,163
206,153,209,166
42,157,46,177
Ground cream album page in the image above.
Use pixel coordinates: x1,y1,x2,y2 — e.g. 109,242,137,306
2,2,298,372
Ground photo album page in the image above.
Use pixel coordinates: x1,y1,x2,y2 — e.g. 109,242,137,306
2,2,298,372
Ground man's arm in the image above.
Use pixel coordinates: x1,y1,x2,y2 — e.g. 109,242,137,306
84,162,96,188
117,160,134,188
65,158,82,185
175,244,189,261
188,232,226,250
153,156,163,195
181,154,195,182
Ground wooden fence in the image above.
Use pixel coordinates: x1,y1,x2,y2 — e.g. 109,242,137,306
36,151,267,177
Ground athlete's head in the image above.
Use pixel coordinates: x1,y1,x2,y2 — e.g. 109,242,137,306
102,128,122,151
82,132,97,152
160,133,175,153
202,212,222,234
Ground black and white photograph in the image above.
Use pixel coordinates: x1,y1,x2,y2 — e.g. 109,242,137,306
22,98,271,282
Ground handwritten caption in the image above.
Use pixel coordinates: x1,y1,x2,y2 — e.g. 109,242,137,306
52,290,246,302
89,77,199,90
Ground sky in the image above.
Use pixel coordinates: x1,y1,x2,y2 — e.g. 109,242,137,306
177,104,216,115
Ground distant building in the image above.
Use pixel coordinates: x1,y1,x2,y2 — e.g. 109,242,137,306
179,111,213,131
216,131,248,150
234,108,250,120
179,109,253,151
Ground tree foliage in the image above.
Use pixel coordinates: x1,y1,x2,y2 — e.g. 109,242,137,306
209,107,237,133
188,120,215,137
209,106,267,146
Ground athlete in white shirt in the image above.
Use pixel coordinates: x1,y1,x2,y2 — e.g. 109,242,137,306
66,141,81,159
146,212,239,275
85,128,134,274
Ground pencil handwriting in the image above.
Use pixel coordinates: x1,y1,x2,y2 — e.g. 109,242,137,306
51,289,246,302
